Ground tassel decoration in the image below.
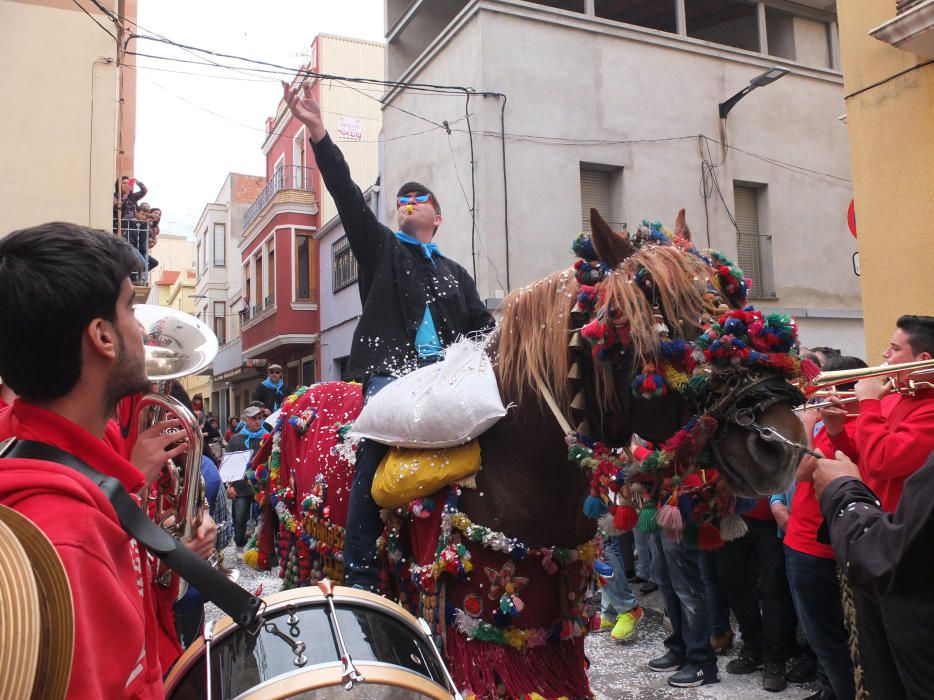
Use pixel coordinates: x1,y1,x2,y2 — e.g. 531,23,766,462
637,500,661,534
582,494,608,519
655,491,684,533
613,504,638,532
718,513,748,541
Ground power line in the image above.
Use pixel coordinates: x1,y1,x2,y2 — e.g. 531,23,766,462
72,0,116,40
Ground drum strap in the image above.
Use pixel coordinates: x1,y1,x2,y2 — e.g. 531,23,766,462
1,439,262,628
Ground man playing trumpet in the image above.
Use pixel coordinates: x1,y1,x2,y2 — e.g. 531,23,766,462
820,315,934,512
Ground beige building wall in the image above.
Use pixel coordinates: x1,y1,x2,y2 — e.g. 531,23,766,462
0,0,127,234
317,35,385,226
150,234,195,280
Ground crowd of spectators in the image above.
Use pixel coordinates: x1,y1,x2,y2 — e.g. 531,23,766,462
113,175,164,284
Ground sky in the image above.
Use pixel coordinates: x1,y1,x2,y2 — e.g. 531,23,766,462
134,0,384,237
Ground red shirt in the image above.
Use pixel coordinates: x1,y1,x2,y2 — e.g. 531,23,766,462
783,424,847,559
743,497,775,521
831,391,934,511
0,401,165,699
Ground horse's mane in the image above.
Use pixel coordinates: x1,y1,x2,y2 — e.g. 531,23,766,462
495,244,722,416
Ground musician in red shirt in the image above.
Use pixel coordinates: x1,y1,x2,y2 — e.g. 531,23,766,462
821,315,934,512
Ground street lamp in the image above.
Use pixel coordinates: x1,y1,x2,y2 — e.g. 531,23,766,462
718,67,790,119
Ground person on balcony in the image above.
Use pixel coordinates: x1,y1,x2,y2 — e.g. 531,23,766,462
282,80,495,592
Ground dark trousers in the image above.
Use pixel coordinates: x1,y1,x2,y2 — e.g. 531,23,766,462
232,495,252,547
343,374,395,591
784,546,855,700
851,589,934,700
653,534,717,669
716,517,796,663
700,550,731,637
174,604,204,649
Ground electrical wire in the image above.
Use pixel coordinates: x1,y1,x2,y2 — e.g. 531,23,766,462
72,0,116,40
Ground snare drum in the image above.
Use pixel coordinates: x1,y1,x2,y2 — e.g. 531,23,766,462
164,587,455,699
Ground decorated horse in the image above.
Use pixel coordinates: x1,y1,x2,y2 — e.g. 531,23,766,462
245,209,810,699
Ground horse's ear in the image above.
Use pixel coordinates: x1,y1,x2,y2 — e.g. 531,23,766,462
674,208,692,241
589,208,634,268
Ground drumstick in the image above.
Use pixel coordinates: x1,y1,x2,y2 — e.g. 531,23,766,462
318,579,366,689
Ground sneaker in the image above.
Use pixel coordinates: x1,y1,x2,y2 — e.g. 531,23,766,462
710,629,734,656
786,655,818,683
648,650,685,672
639,581,659,594
763,661,788,692
611,606,644,642
726,649,763,674
667,663,720,688
598,614,615,632
627,573,647,583
593,560,614,579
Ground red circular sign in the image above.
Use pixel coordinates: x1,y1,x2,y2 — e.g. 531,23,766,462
847,199,857,238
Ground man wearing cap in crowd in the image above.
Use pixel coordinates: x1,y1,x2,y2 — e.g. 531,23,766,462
252,363,292,412
225,405,270,549
283,80,495,591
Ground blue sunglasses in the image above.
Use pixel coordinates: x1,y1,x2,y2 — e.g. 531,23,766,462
398,194,431,205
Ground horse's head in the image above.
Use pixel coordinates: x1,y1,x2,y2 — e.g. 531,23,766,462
583,209,807,498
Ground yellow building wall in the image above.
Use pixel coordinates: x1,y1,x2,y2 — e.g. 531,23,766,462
0,0,121,235
837,2,934,360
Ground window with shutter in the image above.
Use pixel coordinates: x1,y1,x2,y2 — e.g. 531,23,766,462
580,165,624,232
734,185,766,297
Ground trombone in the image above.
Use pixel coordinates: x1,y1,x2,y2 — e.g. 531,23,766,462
795,358,934,413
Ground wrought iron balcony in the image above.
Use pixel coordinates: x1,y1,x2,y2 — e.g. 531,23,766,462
114,218,151,286
243,165,315,231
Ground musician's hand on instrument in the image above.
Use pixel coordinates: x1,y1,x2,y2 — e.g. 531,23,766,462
818,395,848,437
814,450,861,499
282,80,325,143
184,512,217,559
854,376,891,403
798,405,821,438
131,418,189,485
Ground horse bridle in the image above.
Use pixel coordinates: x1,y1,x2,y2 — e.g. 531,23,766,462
705,372,819,461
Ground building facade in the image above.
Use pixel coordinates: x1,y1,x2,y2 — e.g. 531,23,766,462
237,34,384,388
1,0,138,235
381,0,863,356
192,173,266,425
837,1,934,358
316,186,380,382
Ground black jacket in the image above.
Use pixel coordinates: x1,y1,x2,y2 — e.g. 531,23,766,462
821,449,934,600
310,133,494,379
252,382,292,411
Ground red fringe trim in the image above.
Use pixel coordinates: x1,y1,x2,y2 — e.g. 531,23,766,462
445,627,591,699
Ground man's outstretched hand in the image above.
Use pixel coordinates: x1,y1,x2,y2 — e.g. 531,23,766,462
282,80,326,144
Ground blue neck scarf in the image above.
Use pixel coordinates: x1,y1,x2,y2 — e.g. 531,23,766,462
262,377,284,395
238,425,268,442
395,231,441,263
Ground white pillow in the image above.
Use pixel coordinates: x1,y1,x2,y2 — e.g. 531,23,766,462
350,337,507,448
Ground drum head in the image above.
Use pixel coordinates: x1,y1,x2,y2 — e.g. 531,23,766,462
166,587,451,700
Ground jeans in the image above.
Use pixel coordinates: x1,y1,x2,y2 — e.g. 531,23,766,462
700,550,731,637
343,374,395,591
232,495,252,548
633,529,654,581
784,546,855,700
716,517,796,663
601,536,637,616
653,534,717,669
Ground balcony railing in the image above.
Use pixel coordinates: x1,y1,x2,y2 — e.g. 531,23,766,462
243,165,315,231
114,218,151,286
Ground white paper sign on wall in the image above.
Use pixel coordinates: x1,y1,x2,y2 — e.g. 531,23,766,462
338,117,363,141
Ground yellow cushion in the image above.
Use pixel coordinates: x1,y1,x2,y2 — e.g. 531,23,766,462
372,441,481,508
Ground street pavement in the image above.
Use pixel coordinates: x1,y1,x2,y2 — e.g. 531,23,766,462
207,543,821,699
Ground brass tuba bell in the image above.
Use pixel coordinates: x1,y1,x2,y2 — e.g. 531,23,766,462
132,304,223,598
